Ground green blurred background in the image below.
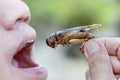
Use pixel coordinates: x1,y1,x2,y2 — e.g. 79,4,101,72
23,0,120,80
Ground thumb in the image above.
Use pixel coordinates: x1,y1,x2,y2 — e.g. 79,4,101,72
84,41,115,80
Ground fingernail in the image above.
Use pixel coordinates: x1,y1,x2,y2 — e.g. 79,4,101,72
86,41,100,55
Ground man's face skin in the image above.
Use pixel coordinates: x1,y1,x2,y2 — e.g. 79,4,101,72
0,0,48,80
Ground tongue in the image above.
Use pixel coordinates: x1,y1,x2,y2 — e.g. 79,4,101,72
12,59,19,68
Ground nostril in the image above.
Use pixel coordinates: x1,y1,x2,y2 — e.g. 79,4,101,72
16,16,29,23
16,18,23,22
24,17,29,23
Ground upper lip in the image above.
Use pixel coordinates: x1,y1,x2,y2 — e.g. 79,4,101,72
11,36,39,68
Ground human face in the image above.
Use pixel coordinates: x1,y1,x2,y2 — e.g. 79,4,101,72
0,0,48,80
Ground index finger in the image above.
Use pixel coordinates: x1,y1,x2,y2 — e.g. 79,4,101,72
89,37,120,57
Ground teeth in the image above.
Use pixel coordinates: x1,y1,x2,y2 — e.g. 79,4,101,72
25,40,34,46
19,40,34,51
27,40,34,43
23,40,34,48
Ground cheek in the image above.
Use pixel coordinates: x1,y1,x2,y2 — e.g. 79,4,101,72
0,53,13,80
0,28,24,57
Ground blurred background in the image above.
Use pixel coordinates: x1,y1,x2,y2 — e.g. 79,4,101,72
23,0,120,80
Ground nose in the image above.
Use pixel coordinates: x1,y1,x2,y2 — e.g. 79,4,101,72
0,0,31,30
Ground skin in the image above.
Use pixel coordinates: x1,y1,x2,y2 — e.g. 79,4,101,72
0,0,47,80
84,38,120,80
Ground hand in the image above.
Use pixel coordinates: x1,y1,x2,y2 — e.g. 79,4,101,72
83,38,120,80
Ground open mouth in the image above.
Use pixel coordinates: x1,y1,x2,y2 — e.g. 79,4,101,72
10,38,48,79
11,40,39,68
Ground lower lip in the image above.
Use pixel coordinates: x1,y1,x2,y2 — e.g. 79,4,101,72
13,66,48,78
22,66,48,75
12,58,48,75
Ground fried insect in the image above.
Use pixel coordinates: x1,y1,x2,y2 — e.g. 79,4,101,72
46,24,101,48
